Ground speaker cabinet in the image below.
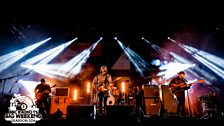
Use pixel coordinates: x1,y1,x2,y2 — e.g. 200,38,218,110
66,105,96,120
161,85,178,114
106,105,134,119
143,85,159,98
50,97,70,117
144,98,161,115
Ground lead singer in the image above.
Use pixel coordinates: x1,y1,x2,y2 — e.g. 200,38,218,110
92,66,112,115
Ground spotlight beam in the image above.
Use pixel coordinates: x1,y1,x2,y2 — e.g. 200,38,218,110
170,52,215,83
182,44,224,70
21,38,77,65
65,38,101,78
169,37,224,80
142,37,171,61
0,38,51,73
22,37,101,79
116,38,149,77
193,54,224,80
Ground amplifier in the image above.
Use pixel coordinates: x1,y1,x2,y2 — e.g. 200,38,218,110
143,85,159,98
55,87,70,97
161,85,178,114
144,98,161,115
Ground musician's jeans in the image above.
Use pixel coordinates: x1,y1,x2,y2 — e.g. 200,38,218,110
176,96,185,117
36,98,50,119
98,93,108,114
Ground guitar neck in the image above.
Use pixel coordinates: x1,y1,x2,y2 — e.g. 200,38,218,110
171,79,205,93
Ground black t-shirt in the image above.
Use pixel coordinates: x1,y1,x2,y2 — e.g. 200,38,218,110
169,76,189,97
34,84,51,97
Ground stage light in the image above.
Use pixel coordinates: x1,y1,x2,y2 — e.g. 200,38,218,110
166,38,218,82
21,38,77,65
168,53,209,82
26,38,101,79
21,38,77,79
174,43,224,80
18,80,40,99
158,62,195,79
61,38,101,78
142,38,207,80
169,52,194,65
151,59,161,66
114,37,117,40
121,82,125,93
142,37,152,44
142,38,171,61
182,44,224,70
74,89,77,101
87,82,90,93
194,54,224,79
167,37,177,44
115,38,149,77
21,64,67,80
0,37,51,73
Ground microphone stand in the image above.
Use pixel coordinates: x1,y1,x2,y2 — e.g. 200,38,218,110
186,89,192,118
183,78,192,118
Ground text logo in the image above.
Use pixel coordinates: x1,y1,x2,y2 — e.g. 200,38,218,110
5,94,42,124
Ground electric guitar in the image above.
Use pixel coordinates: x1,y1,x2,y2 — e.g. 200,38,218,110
35,84,56,100
98,83,109,94
170,79,205,93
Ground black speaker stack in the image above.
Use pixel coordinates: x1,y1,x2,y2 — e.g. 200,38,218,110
143,84,161,115
66,105,96,120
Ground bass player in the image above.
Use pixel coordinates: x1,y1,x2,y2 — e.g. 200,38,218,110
169,71,204,117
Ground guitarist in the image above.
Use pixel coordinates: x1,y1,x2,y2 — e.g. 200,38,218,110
92,66,112,114
169,71,190,117
34,78,51,119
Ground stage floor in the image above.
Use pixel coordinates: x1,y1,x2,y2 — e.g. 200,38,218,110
1,114,224,126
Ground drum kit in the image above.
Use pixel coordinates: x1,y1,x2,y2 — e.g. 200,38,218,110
199,91,219,119
107,86,125,106
107,86,120,105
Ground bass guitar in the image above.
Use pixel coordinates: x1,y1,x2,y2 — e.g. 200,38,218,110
170,79,205,93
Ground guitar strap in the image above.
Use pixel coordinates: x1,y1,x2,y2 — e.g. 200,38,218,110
97,74,107,86
104,74,107,86
96,74,108,92
96,75,98,88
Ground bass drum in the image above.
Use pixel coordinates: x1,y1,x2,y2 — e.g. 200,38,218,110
107,95,115,105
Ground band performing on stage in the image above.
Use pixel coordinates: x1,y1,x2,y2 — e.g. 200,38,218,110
15,69,219,121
